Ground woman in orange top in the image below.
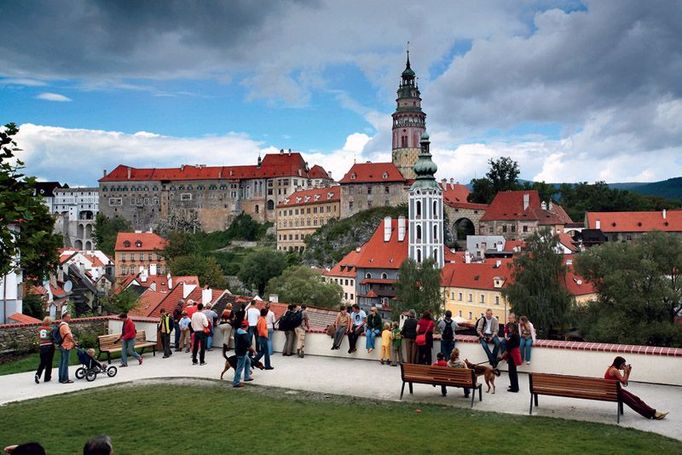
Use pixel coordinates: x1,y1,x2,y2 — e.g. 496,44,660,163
252,308,273,370
605,356,667,420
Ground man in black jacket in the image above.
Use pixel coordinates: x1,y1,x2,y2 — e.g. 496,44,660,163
401,309,418,363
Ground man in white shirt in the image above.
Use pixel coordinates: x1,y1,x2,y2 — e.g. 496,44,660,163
265,302,276,355
476,309,501,367
191,303,209,366
246,302,261,347
347,304,367,354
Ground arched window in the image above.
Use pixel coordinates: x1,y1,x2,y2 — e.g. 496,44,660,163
433,225,438,242
255,205,259,214
433,248,439,263
416,249,422,263
381,272,388,279
416,200,421,218
433,201,438,219
365,272,372,279
416,225,422,242
267,200,274,210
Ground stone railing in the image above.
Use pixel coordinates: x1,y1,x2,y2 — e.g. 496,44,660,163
0,317,111,354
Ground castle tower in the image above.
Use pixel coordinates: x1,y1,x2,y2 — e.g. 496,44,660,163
408,132,444,268
392,49,426,180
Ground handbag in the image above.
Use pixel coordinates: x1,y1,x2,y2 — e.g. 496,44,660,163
415,334,426,346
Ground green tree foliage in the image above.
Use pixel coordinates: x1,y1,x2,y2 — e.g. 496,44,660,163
238,249,288,295
93,213,132,256
302,205,408,268
22,294,45,319
168,255,227,289
469,157,520,203
101,288,140,314
265,265,342,308
574,232,682,347
394,258,443,320
504,229,573,337
0,123,61,283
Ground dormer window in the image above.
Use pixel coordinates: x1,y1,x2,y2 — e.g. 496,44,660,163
382,172,389,179
123,240,131,248
327,192,334,199
135,240,142,248
350,173,356,180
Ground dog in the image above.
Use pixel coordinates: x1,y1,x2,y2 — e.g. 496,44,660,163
465,359,501,394
220,344,265,380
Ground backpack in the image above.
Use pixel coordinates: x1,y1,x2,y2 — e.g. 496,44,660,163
278,311,293,331
52,323,63,346
442,320,454,341
290,311,303,329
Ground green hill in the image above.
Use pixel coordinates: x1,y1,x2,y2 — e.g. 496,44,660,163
624,177,682,200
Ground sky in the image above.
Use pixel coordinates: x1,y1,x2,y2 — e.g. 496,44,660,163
1,0,681,187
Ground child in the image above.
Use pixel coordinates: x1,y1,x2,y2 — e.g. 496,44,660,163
390,322,402,366
178,312,191,352
380,322,392,365
447,348,469,398
432,352,448,367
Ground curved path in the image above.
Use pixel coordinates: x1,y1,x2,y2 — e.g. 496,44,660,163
0,349,679,441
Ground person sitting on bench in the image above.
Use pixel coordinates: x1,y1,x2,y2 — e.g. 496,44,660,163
604,356,668,420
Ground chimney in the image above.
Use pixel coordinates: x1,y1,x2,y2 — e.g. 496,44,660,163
140,268,148,283
383,216,392,242
464,251,471,264
496,242,503,252
202,288,212,305
127,167,131,180
280,148,284,154
397,216,406,242
595,219,601,230
269,294,279,303
327,171,332,178
495,260,501,268
149,263,157,276
103,169,107,177
663,209,667,219
167,276,173,289
541,201,547,210
548,201,553,210
523,193,530,210
182,283,196,299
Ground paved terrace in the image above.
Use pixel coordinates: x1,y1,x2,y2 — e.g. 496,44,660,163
0,350,679,441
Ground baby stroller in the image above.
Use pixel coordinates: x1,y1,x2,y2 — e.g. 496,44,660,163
75,347,118,382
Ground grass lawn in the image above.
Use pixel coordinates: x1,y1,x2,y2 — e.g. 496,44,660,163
0,382,679,454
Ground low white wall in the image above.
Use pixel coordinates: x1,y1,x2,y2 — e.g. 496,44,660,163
109,320,159,342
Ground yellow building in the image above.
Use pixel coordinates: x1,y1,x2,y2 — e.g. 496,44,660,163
276,186,340,252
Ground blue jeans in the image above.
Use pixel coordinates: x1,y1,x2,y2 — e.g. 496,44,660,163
479,336,501,366
233,355,252,386
121,338,141,366
254,336,271,368
174,321,181,349
59,347,70,382
247,326,256,345
206,333,213,350
365,329,380,349
520,337,533,362
440,339,455,359
267,328,274,355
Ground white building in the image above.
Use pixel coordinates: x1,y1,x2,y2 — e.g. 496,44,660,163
0,223,23,323
408,132,444,267
52,187,99,250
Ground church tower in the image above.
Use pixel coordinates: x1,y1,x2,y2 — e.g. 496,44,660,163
408,132,444,268
392,49,426,180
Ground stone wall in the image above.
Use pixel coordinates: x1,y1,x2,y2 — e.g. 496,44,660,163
0,317,111,354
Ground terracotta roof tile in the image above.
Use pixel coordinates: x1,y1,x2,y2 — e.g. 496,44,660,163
353,218,408,270
440,259,514,290
338,162,406,184
279,186,340,207
480,190,572,225
585,210,682,233
115,232,168,251
7,313,42,324
441,183,488,210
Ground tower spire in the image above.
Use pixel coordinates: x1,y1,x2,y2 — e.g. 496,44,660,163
406,41,411,69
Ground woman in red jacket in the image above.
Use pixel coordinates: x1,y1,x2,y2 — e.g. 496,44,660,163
116,313,143,367
415,311,435,365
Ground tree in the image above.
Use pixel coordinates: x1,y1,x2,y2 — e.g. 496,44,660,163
238,249,288,295
0,123,61,285
394,258,443,320
101,288,140,315
503,229,573,338
93,213,132,256
574,232,682,346
168,255,227,289
22,294,45,319
265,265,342,308
469,157,520,203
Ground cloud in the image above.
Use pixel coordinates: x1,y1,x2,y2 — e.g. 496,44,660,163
35,92,72,102
0,78,47,87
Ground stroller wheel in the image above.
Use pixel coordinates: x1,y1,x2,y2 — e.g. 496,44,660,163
107,366,118,377
85,370,97,382
75,368,86,380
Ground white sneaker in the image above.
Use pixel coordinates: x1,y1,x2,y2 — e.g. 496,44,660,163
526,361,531,365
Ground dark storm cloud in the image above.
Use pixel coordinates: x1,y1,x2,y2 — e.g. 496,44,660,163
0,0,302,79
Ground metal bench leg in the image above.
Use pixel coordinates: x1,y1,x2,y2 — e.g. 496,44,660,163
478,385,482,402
534,393,539,407
529,394,533,415
617,403,620,424
470,389,475,408
408,382,413,395
400,382,406,400
107,352,111,364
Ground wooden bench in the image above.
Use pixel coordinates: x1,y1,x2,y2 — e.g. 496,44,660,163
97,330,157,363
400,363,482,407
529,372,623,422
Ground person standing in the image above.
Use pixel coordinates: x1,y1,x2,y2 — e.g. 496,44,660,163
416,310,435,365
437,310,457,360
57,313,76,383
519,315,536,364
219,303,234,351
35,317,55,384
476,309,501,367
177,311,191,352
233,320,255,387
191,303,209,365
295,304,310,358
331,305,351,350
265,302,276,355
253,308,274,370
347,304,366,354
281,304,297,356
172,300,184,350
203,303,218,351
390,322,403,366
380,323,392,365
245,302,261,347
365,306,382,353
116,313,143,367
401,310,418,363
159,309,173,358
505,323,521,393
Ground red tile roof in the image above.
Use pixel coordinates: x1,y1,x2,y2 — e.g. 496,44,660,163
308,164,331,179
323,249,361,278
353,218,408,270
585,210,682,233
440,259,514,290
7,313,42,324
338,162,406,184
129,288,168,317
558,233,579,253
562,256,596,296
115,232,168,252
504,240,525,251
279,186,340,208
441,183,489,210
99,153,330,183
480,190,572,225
